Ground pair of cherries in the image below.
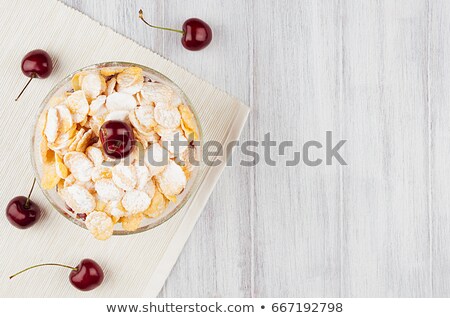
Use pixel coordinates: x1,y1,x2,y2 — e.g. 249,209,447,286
6,180,103,291
7,49,52,227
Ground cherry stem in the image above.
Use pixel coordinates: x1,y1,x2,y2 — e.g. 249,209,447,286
9,263,77,279
15,74,35,101
24,178,36,209
139,9,184,34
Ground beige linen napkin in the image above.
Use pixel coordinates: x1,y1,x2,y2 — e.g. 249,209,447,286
0,0,249,297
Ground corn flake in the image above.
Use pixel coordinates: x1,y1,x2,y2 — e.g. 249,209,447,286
156,160,186,197
112,164,137,191
106,92,136,112
66,90,89,123
61,184,96,214
122,190,150,215
85,211,114,240
44,107,59,143
143,189,168,218
154,102,181,129
81,72,106,101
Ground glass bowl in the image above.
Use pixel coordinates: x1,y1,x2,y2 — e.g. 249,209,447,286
31,62,203,235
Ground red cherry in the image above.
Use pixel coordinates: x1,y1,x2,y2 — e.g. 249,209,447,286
99,120,134,159
9,258,104,292
139,9,212,51
6,179,41,229
16,49,53,101
69,259,104,291
181,18,212,51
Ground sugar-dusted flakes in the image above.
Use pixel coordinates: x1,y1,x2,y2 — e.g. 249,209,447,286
49,125,76,151
61,184,95,214
140,82,174,105
76,129,95,153
105,110,129,122
87,116,104,136
158,128,189,157
86,146,104,166
117,78,143,95
116,67,143,89
64,151,93,182
40,65,200,239
135,164,150,191
63,174,76,188
44,107,59,143
55,105,73,134
154,102,181,129
66,90,89,123
81,72,106,101
106,92,136,112
112,164,137,191
85,211,114,240
104,200,126,222
122,190,151,215
95,178,124,201
80,180,96,195
68,128,86,151
142,178,156,202
156,160,187,198
89,95,107,117
145,142,169,176
91,166,112,182
136,105,157,130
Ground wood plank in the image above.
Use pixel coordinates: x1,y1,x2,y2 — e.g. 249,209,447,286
341,0,431,297
252,0,342,297
159,0,253,297
429,0,450,297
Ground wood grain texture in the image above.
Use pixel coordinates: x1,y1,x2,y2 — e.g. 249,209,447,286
252,0,342,297
60,0,450,297
341,0,431,297
159,0,253,298
430,0,450,297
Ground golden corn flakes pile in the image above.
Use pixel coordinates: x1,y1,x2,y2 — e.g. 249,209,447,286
39,66,199,240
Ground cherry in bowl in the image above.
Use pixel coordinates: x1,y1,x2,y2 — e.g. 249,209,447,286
99,120,135,159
